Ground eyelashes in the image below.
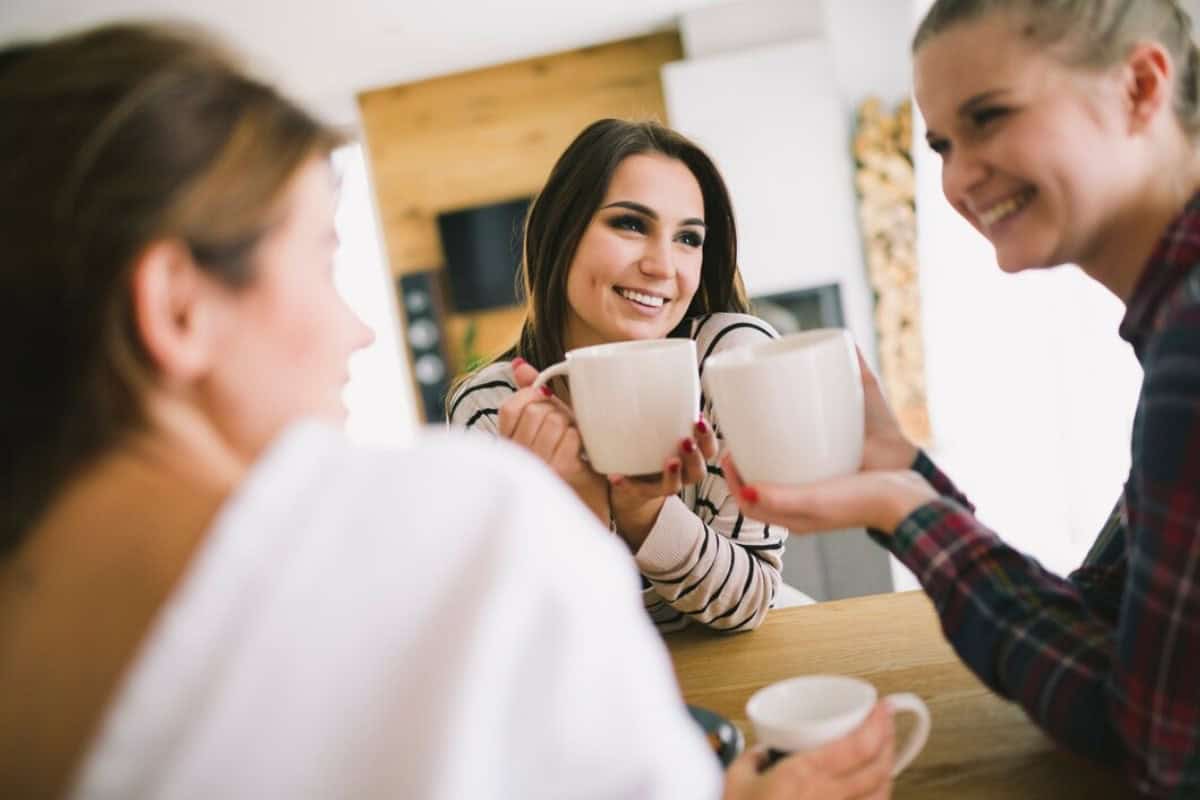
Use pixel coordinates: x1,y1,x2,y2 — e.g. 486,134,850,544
607,214,704,248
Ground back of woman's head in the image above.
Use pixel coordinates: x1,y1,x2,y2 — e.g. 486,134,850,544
914,0,1200,136
514,118,748,368
0,23,343,556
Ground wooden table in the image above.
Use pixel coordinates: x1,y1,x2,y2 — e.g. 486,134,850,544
667,590,1133,799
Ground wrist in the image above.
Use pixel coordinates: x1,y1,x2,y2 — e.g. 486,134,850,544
612,496,666,550
878,472,938,533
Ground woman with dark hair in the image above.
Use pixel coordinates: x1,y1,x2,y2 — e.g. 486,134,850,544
449,119,807,634
0,24,893,800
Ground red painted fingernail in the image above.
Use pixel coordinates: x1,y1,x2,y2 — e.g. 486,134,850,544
539,385,553,397
695,418,709,434
741,486,759,504
681,438,695,454
668,461,681,474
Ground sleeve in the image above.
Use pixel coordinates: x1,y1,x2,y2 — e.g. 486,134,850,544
446,371,516,434
634,315,786,634
494,449,725,800
881,310,1200,798
636,475,785,634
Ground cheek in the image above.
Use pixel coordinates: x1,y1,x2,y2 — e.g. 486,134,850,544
679,255,703,299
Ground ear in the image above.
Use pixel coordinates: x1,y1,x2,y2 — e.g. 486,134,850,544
1123,41,1173,133
129,240,225,382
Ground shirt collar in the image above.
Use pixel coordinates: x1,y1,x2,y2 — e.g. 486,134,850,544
1119,190,1200,356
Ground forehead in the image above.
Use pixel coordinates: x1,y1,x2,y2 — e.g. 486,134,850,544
914,12,1058,122
603,153,704,214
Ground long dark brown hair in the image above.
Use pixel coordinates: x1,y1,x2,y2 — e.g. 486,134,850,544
0,23,344,556
447,118,749,409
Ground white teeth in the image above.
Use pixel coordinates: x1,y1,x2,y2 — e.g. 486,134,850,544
979,189,1035,228
618,288,665,307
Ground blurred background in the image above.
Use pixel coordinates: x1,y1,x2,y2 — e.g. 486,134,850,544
6,0,1185,597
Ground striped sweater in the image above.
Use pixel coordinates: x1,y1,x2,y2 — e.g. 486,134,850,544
448,313,788,633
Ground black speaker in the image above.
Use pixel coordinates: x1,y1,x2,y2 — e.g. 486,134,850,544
397,271,451,424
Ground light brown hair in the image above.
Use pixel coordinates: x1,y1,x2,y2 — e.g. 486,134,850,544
914,0,1200,137
0,23,345,555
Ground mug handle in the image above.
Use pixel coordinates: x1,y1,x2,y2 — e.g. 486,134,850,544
530,361,569,393
881,692,930,775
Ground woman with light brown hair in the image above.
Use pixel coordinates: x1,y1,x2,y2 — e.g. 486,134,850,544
0,22,893,800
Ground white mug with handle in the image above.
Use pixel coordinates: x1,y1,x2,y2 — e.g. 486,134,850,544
746,674,931,775
530,338,700,476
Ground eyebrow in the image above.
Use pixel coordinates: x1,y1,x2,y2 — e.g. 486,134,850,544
926,88,1012,143
601,200,706,228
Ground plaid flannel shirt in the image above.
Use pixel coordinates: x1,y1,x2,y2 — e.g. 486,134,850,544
883,193,1200,798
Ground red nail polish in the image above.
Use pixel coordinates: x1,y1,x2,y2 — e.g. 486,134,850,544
695,418,709,434
741,486,759,504
668,461,681,473
681,438,695,454
539,385,553,397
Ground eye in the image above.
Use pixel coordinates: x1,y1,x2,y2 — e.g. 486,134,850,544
609,214,647,234
677,230,704,248
926,137,950,157
970,106,1009,128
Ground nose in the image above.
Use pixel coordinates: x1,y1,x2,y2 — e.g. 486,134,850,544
638,233,675,279
941,146,989,218
351,313,376,352
341,297,376,353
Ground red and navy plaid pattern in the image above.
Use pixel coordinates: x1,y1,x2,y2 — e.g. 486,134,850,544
883,193,1200,798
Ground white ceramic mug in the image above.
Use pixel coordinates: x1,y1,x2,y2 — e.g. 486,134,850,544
530,339,700,476
746,675,931,776
702,328,864,484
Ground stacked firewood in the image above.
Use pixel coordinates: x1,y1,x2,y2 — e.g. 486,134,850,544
853,98,932,446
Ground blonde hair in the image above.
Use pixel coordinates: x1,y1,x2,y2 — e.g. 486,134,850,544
914,0,1200,136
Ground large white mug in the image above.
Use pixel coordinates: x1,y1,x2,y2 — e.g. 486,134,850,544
530,339,700,476
746,675,931,775
702,328,864,484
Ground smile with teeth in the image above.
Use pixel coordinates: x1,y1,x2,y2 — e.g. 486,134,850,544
616,287,666,308
978,188,1036,228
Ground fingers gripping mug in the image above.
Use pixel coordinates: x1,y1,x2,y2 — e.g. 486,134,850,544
530,339,700,476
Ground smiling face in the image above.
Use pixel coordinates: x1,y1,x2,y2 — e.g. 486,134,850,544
562,153,706,349
914,12,1142,274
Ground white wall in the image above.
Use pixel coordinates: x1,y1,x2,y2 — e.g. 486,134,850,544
661,40,876,355
333,145,420,447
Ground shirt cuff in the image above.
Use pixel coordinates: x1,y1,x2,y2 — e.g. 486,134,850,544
634,495,706,575
911,450,976,513
882,496,983,586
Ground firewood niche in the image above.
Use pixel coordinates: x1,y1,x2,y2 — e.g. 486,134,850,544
853,98,932,447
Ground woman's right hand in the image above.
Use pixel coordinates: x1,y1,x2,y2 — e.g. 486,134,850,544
722,702,895,800
498,359,609,517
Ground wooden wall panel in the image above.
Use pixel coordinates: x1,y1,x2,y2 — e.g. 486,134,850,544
358,32,683,277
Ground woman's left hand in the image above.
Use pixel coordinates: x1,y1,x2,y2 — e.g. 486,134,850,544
721,453,937,536
607,417,718,549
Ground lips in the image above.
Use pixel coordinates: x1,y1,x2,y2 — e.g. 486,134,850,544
977,187,1036,229
615,287,667,308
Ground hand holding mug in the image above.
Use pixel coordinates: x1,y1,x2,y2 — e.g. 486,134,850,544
501,359,608,518
856,348,920,473
607,417,718,548
722,702,895,800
